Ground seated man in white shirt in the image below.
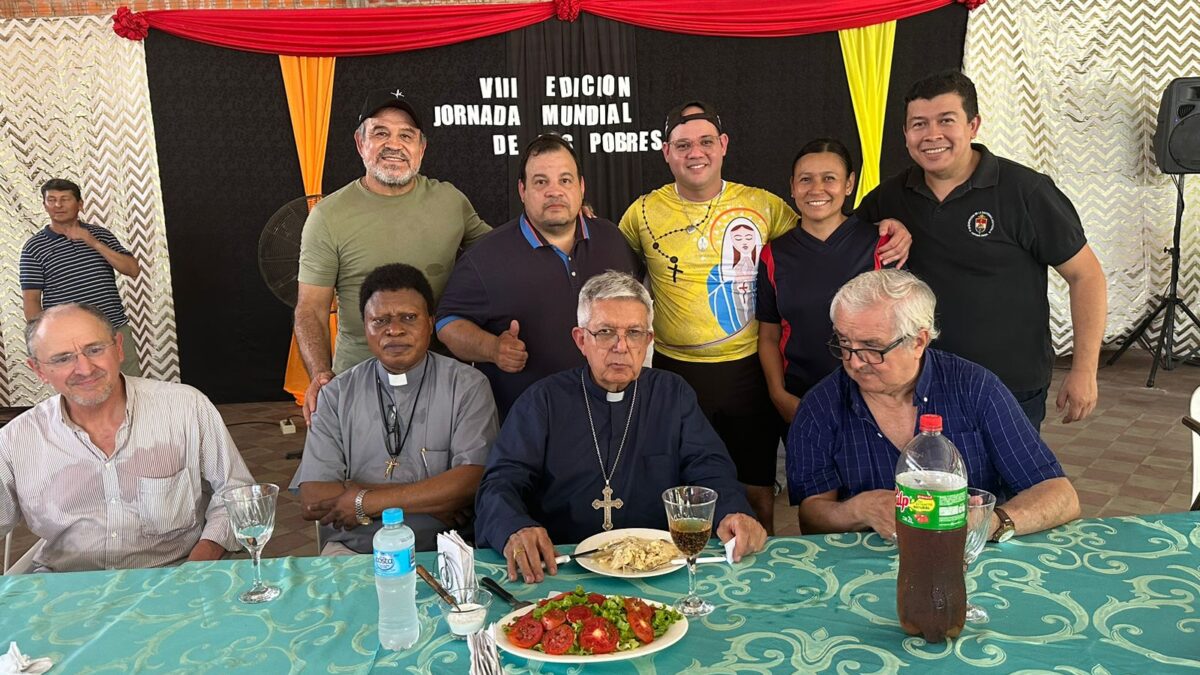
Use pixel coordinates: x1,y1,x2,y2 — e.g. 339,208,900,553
0,303,255,572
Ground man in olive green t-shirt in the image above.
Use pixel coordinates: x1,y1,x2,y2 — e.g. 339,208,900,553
295,88,491,422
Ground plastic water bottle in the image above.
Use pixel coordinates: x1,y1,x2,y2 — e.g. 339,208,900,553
895,414,968,643
374,507,419,650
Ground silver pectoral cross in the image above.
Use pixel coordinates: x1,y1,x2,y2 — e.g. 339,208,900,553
592,483,624,531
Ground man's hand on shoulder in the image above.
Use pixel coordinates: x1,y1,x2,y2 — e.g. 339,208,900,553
716,513,766,562
1056,368,1097,423
875,218,911,268
505,526,557,584
303,370,335,426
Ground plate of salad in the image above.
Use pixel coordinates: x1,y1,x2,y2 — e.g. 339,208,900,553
493,586,688,663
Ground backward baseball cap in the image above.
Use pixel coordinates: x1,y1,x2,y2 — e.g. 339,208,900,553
663,100,723,139
358,87,423,130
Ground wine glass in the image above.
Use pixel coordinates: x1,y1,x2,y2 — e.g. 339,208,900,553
220,483,281,604
662,486,718,617
964,487,997,624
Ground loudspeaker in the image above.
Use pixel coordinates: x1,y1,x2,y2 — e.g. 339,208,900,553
1154,77,1200,174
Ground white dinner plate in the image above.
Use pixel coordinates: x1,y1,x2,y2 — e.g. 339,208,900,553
492,595,688,664
573,528,685,579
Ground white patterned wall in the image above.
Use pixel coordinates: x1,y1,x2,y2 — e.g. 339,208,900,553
0,15,179,406
964,0,1200,357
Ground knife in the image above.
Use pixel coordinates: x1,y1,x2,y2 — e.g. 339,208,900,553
568,545,607,559
481,576,532,610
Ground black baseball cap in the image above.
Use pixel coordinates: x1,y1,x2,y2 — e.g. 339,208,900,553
663,100,723,139
358,88,423,130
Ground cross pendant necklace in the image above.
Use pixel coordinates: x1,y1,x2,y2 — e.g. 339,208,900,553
375,358,429,480
581,369,638,531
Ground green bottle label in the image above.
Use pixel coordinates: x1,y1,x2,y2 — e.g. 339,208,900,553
895,482,967,530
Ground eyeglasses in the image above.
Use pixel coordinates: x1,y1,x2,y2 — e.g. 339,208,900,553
582,327,651,347
668,136,720,155
38,342,115,370
826,334,909,365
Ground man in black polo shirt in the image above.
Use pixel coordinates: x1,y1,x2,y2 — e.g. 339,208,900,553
857,71,1107,429
436,135,641,418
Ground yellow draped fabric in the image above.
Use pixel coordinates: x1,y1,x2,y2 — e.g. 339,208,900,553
279,55,336,406
838,21,895,207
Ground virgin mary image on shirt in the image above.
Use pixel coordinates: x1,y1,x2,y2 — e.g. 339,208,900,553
707,218,762,334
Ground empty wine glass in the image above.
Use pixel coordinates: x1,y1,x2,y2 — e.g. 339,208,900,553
662,486,718,617
964,487,997,624
220,483,281,604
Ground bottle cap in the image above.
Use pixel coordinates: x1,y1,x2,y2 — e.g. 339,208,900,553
918,414,943,432
382,507,405,526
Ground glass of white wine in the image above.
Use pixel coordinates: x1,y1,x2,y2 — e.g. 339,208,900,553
662,486,718,617
220,483,281,604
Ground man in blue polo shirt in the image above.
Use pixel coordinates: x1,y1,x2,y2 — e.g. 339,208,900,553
786,269,1079,543
20,178,142,375
436,134,641,418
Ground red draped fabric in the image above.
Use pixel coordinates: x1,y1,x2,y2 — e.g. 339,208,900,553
114,0,964,57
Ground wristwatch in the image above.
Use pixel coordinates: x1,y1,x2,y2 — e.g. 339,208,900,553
991,507,1015,542
354,489,372,526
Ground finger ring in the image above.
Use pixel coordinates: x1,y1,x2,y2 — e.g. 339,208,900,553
513,547,524,557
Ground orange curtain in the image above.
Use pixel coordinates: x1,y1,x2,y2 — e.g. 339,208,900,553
280,54,336,406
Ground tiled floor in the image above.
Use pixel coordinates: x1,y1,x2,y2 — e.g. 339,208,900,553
4,349,1199,567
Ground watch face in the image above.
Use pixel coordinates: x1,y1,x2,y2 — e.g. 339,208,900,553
996,526,1015,543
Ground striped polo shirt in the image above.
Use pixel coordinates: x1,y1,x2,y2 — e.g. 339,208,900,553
20,222,131,327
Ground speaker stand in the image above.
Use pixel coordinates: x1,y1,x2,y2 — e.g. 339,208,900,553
1107,175,1200,387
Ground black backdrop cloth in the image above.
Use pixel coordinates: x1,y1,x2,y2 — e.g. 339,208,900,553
145,6,966,402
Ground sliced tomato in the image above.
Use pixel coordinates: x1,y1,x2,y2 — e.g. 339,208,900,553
506,615,544,649
540,624,575,655
566,605,595,623
587,592,606,605
627,611,654,643
624,598,653,621
540,608,567,631
579,616,619,654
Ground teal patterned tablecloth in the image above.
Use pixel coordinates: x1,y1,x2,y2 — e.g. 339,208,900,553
2,512,1199,673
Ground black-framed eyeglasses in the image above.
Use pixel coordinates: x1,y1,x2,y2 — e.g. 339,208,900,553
827,334,910,365
582,327,651,347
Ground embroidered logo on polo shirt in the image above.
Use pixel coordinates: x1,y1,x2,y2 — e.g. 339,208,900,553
968,211,995,237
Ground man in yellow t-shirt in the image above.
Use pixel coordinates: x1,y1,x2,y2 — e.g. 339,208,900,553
621,101,910,532
619,101,796,531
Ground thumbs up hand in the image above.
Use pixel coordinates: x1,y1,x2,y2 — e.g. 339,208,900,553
496,319,528,373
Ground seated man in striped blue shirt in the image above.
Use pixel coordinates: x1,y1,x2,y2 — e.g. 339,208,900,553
786,269,1080,542
20,178,142,376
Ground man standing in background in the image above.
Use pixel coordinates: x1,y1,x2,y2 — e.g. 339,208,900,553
295,88,491,422
21,178,142,376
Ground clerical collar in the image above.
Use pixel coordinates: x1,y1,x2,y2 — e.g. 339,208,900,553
581,367,634,403
374,354,430,389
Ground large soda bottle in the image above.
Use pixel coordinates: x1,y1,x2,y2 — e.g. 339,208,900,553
374,507,419,650
895,414,968,642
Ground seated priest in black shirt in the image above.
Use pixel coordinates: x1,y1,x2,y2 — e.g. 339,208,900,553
475,271,767,583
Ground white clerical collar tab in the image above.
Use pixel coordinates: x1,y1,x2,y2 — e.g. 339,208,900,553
388,372,408,387
606,391,625,402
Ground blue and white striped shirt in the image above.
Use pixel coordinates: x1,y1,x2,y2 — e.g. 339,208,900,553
20,223,131,328
786,348,1065,506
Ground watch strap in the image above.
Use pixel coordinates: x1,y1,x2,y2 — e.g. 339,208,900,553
992,506,1015,541
354,489,372,525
